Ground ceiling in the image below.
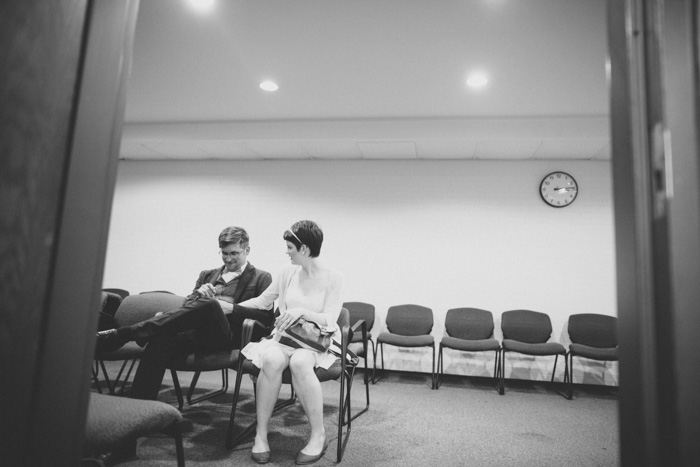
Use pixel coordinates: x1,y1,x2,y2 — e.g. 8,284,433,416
121,0,610,161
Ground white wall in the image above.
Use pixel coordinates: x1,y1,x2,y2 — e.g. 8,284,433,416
103,159,618,385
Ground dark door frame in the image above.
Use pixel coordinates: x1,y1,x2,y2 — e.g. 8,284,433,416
609,1,700,465
0,1,139,465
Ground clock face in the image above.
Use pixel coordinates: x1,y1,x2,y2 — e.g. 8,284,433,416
540,172,578,207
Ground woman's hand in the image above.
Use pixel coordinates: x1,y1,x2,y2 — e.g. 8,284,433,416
275,308,303,331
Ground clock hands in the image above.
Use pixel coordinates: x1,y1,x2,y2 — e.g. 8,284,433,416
553,186,577,193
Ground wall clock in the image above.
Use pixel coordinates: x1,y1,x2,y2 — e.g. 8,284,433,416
539,172,578,207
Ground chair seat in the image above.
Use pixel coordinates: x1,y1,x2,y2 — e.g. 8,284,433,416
377,332,434,347
502,339,565,356
441,336,500,352
240,357,343,384
96,342,144,361
84,393,182,452
569,343,618,361
348,342,366,357
168,348,241,371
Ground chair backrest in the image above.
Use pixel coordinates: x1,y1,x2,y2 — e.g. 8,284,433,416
115,292,186,327
343,302,375,332
386,304,433,336
568,313,618,348
501,309,552,343
102,288,130,300
338,307,350,329
100,291,123,317
445,307,495,340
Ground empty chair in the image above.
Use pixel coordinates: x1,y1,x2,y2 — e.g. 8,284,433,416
376,304,436,389
567,313,618,399
83,392,184,466
437,307,501,391
500,309,567,395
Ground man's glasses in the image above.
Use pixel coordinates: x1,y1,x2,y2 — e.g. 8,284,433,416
220,249,245,259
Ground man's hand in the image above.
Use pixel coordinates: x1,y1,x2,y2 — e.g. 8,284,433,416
197,283,216,298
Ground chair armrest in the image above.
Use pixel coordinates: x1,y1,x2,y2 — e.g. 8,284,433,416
341,324,351,373
240,318,270,347
351,319,368,352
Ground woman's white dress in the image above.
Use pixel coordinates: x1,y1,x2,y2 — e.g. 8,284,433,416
238,264,343,369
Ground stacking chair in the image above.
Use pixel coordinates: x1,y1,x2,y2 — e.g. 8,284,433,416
226,308,366,462
500,309,567,395
376,304,436,389
166,312,273,411
343,302,374,414
437,307,501,391
93,292,185,395
83,392,185,466
167,347,241,410
566,313,618,399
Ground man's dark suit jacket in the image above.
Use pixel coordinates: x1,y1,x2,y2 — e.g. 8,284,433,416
185,263,272,306
128,262,273,401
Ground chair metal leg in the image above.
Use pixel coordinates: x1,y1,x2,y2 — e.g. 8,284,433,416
349,350,370,422
116,359,137,395
566,352,574,399
436,345,444,389
367,339,377,385
96,359,137,396
548,353,570,399
226,366,245,449
550,354,560,382
374,342,385,384
162,421,186,467
336,369,352,461
493,348,502,393
563,352,570,399
431,344,436,389
372,340,379,384
186,369,229,406
499,349,506,395
98,360,115,395
92,362,104,394
171,370,184,410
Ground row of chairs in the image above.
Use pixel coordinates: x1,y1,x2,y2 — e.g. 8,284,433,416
90,291,616,464
344,302,618,399
91,290,371,464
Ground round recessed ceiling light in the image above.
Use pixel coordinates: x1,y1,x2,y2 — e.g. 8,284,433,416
259,80,279,92
187,0,215,13
466,72,488,88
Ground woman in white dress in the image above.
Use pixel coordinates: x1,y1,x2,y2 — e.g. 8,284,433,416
237,220,343,465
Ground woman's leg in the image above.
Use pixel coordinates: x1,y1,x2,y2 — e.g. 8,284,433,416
252,346,289,453
289,350,326,455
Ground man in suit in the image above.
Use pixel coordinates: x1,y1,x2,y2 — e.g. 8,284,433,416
97,226,273,400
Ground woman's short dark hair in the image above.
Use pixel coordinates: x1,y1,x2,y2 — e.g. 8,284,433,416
283,220,323,257
219,226,249,249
